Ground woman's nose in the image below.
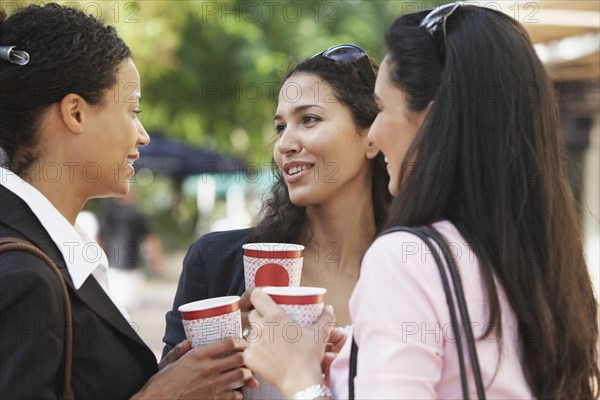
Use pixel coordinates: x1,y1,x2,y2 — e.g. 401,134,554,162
137,119,150,147
274,126,301,155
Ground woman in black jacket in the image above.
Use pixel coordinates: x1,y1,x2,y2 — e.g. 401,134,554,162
0,4,252,399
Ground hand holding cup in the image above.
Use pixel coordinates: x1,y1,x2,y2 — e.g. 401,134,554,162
243,287,335,399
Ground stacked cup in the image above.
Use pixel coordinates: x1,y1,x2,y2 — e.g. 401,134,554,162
242,243,304,289
180,242,328,400
177,242,305,353
242,243,328,400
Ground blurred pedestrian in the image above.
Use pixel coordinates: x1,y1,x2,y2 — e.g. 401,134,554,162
98,187,165,309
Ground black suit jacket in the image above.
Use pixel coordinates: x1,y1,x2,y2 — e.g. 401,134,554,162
0,185,158,399
162,228,253,357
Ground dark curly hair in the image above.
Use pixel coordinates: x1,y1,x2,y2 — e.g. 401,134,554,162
253,51,391,244
0,3,131,175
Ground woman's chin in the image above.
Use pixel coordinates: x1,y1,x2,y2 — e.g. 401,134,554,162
288,192,315,208
111,183,131,197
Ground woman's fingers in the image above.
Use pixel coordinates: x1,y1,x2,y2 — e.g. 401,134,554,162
239,288,256,311
138,337,253,399
158,339,192,370
244,376,259,389
189,337,247,360
313,305,336,344
240,289,256,329
250,288,284,318
322,352,337,365
213,350,246,373
220,367,254,391
329,324,347,346
320,305,336,328
232,390,243,400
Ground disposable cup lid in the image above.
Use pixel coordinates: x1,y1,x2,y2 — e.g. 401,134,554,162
243,243,304,258
262,286,326,305
178,296,240,320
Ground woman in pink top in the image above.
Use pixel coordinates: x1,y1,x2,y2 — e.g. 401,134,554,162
243,3,599,399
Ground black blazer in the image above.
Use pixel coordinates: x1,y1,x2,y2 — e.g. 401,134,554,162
162,228,253,357
0,185,158,399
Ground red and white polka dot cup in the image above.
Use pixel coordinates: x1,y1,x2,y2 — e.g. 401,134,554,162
178,296,242,349
242,243,304,289
243,287,327,400
262,286,327,327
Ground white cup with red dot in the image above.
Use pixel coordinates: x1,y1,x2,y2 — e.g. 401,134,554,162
242,243,304,289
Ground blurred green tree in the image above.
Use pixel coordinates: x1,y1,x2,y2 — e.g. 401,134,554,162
109,0,441,161
6,0,444,249
9,0,443,161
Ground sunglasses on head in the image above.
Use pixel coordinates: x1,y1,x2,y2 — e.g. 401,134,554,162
311,44,376,89
419,1,463,64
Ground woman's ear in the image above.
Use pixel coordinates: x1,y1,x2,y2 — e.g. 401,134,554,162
59,93,87,134
365,139,380,160
362,126,380,160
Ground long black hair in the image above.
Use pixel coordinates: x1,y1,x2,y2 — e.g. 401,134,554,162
0,3,131,175
384,6,599,398
253,52,391,244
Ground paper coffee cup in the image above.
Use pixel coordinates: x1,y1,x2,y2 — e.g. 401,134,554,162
178,296,242,349
243,287,327,400
242,243,304,289
262,286,327,327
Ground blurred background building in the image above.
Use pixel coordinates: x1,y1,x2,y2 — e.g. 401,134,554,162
505,1,599,298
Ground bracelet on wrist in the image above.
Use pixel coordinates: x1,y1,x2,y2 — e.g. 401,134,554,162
290,384,332,400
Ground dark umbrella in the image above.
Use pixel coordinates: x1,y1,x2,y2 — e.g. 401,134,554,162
136,133,246,177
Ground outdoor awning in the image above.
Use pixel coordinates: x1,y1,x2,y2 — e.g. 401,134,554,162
468,0,600,81
136,133,246,178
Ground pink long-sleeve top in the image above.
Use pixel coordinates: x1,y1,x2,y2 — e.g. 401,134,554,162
330,221,533,399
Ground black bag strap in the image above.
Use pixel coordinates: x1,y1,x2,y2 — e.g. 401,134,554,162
421,226,486,399
349,226,485,399
0,237,74,400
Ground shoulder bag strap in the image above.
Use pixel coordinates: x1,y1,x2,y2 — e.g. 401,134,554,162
421,226,485,399
349,336,358,400
349,226,485,400
0,237,74,400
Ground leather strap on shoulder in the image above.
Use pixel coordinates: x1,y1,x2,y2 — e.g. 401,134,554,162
0,237,74,400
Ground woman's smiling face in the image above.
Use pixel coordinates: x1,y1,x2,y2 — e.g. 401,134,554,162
368,56,429,196
273,72,375,207
81,58,149,197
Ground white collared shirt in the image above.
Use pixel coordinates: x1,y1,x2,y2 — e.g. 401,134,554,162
0,167,131,321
